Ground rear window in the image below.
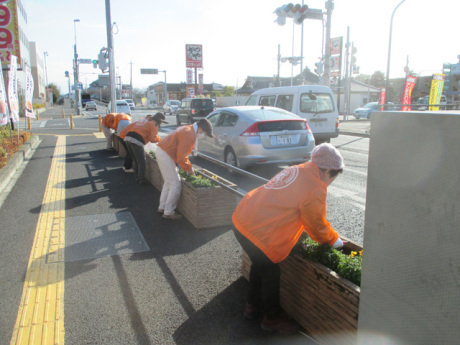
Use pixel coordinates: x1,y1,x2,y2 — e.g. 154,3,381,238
258,120,306,132
300,93,334,113
259,96,276,107
192,99,213,109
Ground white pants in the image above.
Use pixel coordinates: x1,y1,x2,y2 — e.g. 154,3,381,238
102,125,113,149
156,147,182,215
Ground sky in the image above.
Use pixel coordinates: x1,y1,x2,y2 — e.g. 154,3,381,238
23,0,459,94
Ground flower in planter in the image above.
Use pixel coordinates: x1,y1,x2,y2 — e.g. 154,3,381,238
178,169,217,188
298,234,362,286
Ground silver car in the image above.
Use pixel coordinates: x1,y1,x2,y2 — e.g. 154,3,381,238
197,106,315,170
163,100,181,115
107,100,131,115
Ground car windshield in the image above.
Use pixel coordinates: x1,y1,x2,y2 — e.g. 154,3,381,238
299,93,334,113
170,100,181,106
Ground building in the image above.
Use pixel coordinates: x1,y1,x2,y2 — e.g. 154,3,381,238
29,42,46,104
147,82,224,107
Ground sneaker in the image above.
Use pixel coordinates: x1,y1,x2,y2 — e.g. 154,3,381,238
157,209,164,214
261,314,300,334
244,303,261,320
162,212,182,220
123,168,134,173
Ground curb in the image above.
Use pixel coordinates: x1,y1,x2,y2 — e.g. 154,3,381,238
0,135,40,194
339,131,370,138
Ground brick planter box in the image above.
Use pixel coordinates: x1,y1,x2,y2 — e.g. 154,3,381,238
145,152,164,191
111,134,126,158
241,239,362,344
176,169,238,229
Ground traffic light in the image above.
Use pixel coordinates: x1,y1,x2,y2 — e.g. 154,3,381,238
98,51,108,72
92,59,98,69
314,61,323,75
274,3,308,26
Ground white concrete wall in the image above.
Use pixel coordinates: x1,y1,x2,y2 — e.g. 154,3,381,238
216,96,249,107
358,111,460,345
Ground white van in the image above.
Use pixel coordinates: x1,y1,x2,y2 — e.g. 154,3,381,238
245,85,339,144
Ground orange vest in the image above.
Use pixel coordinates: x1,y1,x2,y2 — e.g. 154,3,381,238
113,114,131,131
232,162,339,263
157,125,196,172
102,113,115,128
119,119,160,144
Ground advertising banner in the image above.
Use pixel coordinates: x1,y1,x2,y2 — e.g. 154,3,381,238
24,65,34,118
330,37,342,55
0,62,9,125
186,86,195,98
402,76,417,111
186,69,193,84
0,0,22,68
8,54,18,122
429,73,445,111
186,44,203,68
379,88,386,111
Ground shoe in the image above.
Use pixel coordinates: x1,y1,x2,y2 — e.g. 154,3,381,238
123,168,134,173
261,314,300,334
106,148,115,151
244,303,261,320
162,212,182,220
157,209,164,214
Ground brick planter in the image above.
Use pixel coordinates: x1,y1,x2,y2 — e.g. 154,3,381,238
145,152,164,191
111,134,126,158
176,169,238,229
241,239,362,344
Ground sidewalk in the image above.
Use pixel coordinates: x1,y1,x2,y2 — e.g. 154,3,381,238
0,106,317,344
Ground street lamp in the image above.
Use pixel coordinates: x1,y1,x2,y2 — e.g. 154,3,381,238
43,52,48,87
73,19,81,115
384,0,407,106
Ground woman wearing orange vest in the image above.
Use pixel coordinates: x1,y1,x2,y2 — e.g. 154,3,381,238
156,119,214,219
232,143,346,334
123,113,167,185
101,113,132,150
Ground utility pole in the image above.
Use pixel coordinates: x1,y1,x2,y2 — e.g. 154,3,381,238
322,0,334,86
129,60,133,99
344,26,350,120
105,0,117,113
277,44,281,87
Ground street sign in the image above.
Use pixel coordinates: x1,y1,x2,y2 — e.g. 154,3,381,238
98,75,110,86
140,68,158,74
79,58,92,64
305,8,323,20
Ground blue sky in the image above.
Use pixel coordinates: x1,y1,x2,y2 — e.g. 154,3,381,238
24,0,459,93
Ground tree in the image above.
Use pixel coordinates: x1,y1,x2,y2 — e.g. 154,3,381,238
210,91,222,98
222,86,235,97
369,71,385,88
47,83,61,104
354,74,371,85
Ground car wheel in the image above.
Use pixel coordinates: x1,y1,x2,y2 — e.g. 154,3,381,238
176,115,181,126
224,147,238,173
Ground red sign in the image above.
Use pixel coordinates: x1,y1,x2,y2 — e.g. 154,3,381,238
379,88,386,111
402,76,417,111
186,44,203,68
0,0,21,67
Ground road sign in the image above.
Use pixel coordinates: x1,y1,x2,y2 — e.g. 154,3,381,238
79,58,92,64
140,68,158,74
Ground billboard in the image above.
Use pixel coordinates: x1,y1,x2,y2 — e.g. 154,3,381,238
0,0,22,68
186,44,203,68
429,73,445,111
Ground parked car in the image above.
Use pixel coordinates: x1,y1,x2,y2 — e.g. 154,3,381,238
84,101,97,111
163,100,181,115
107,100,131,115
196,106,315,170
416,95,447,110
176,98,214,125
353,102,379,119
124,99,135,110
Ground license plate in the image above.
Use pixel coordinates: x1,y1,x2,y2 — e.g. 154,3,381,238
276,135,293,145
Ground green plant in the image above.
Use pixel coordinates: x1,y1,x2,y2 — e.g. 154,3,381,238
148,150,156,159
178,169,217,188
298,234,362,286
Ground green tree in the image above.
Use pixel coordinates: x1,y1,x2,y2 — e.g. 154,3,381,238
369,71,385,88
223,86,235,97
48,83,61,104
210,91,222,98
355,74,371,84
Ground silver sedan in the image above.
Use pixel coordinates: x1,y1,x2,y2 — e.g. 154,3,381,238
197,106,315,170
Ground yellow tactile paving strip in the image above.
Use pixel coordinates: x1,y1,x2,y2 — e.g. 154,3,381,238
10,135,66,345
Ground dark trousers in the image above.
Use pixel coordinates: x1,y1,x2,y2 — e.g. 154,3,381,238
118,137,133,169
125,142,147,183
233,227,281,319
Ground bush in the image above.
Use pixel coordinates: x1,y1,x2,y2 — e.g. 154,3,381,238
178,168,217,188
0,126,32,168
298,234,362,286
